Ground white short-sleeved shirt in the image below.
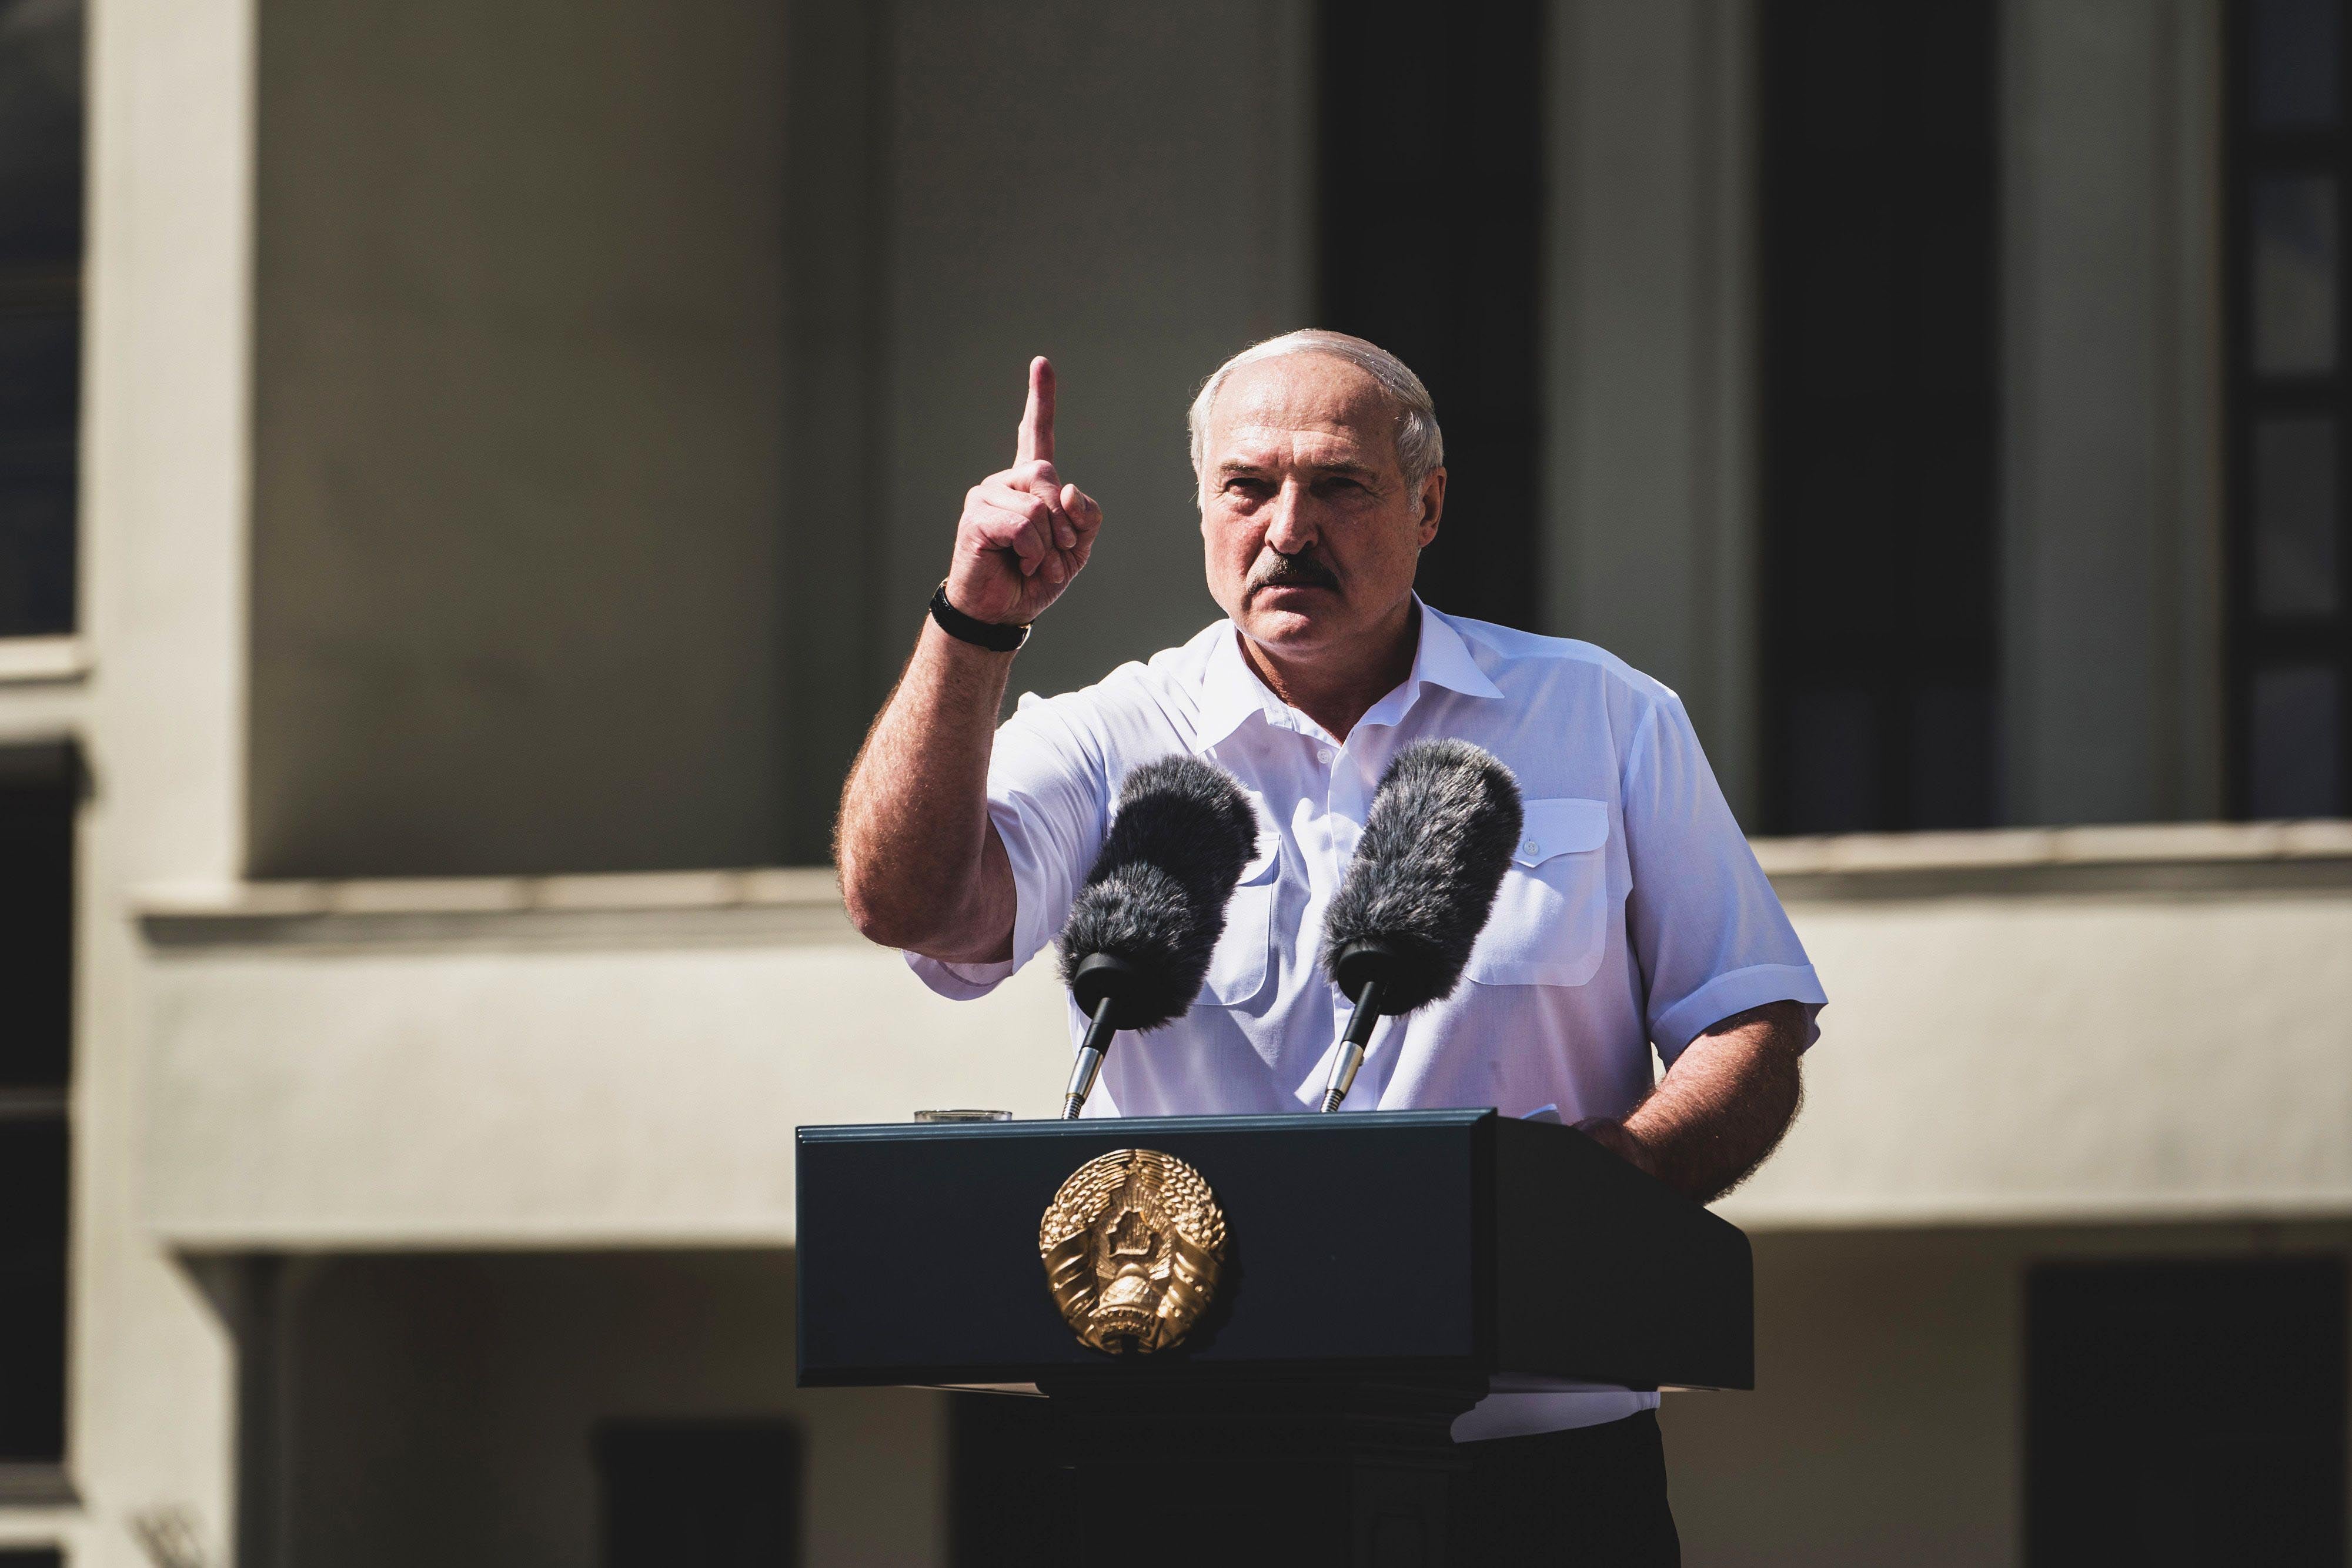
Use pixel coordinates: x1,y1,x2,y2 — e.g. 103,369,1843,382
908,601,1826,1439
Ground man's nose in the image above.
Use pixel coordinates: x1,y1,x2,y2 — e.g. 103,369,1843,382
1264,482,1318,554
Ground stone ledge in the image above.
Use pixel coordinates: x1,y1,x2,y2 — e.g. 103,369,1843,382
133,868,854,951
1755,820,2352,900
1752,818,2352,874
0,636,92,687
135,817,2352,948
136,865,842,918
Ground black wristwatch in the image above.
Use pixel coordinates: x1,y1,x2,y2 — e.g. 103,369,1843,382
928,580,1031,653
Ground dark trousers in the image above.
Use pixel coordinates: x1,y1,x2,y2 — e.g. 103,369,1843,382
1446,1410,1681,1566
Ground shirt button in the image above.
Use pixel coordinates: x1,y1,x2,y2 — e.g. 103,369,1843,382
1318,747,1335,764
1522,838,1539,856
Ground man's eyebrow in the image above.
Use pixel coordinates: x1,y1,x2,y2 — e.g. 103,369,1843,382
1212,456,1385,482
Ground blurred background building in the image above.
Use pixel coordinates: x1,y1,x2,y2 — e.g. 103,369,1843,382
1,0,2349,1562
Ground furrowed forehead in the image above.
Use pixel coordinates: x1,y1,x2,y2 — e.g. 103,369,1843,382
1201,356,1401,473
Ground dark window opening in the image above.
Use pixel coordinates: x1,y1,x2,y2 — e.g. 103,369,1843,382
1760,0,2000,834
0,1117,66,1463
0,0,84,638
2027,1255,2348,1566
0,745,74,1091
0,747,72,1465
2228,0,2352,817
0,1552,63,1568
595,1419,801,1568
1318,0,1544,631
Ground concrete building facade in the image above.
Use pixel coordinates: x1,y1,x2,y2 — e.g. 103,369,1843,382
2,0,2348,1563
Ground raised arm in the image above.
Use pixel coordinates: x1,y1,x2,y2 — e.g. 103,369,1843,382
836,357,1104,962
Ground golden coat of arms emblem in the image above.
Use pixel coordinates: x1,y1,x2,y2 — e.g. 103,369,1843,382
1038,1148,1227,1355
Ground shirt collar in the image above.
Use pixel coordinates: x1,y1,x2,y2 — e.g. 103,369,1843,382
1192,597,1504,752
1405,600,1507,702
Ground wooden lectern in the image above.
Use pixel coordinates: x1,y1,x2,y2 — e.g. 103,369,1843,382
798,1109,1750,1567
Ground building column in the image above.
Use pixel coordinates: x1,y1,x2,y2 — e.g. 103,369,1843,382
2000,0,2224,824
1543,0,1762,820
78,0,259,1559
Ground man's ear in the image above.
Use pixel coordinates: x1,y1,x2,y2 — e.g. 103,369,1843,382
1417,468,1447,547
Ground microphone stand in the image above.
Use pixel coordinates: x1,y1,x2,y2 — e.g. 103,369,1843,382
1318,975,1385,1112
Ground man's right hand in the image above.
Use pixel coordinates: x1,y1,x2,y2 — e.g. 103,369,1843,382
838,356,1094,962
946,356,1105,628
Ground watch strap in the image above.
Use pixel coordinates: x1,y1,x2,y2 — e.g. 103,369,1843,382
928,580,1030,653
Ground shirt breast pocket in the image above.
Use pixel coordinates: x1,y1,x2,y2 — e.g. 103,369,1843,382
1465,797,1615,989
1198,835,1279,1008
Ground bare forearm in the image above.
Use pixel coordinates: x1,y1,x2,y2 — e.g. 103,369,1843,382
1582,1001,1806,1203
836,619,1019,961
838,358,1100,961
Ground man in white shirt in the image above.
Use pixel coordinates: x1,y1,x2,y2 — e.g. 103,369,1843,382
837,330,1826,1563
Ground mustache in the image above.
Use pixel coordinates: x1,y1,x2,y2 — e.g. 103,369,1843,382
1247,551,1341,596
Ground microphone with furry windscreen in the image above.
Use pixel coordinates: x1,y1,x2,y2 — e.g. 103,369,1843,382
1317,740,1523,1112
1054,755,1261,1119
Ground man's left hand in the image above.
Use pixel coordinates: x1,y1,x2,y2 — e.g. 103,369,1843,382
1573,1000,1808,1203
1571,1115,1661,1182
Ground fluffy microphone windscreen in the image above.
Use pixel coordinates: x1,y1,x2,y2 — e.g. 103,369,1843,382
1056,755,1261,1031
1321,739,1524,1013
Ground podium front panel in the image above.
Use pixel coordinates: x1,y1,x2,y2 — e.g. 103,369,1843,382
797,1111,1492,1386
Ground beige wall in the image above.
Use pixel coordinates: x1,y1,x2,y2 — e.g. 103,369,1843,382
246,0,1317,879
138,877,1071,1249
1732,838,2352,1228
247,0,792,878
133,830,2352,1250
1667,1220,2352,1567
278,1251,945,1568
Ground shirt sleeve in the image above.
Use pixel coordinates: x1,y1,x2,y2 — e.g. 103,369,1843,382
1620,690,1827,1062
903,691,1110,1000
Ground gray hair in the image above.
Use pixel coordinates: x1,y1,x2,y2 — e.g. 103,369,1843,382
1186,329,1444,493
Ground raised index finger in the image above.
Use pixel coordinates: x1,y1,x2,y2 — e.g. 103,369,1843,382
1015,356,1055,466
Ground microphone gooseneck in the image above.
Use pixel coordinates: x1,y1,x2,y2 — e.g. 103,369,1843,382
1061,992,1120,1121
1317,970,1385,1112
1053,757,1259,1118
1317,740,1522,1112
